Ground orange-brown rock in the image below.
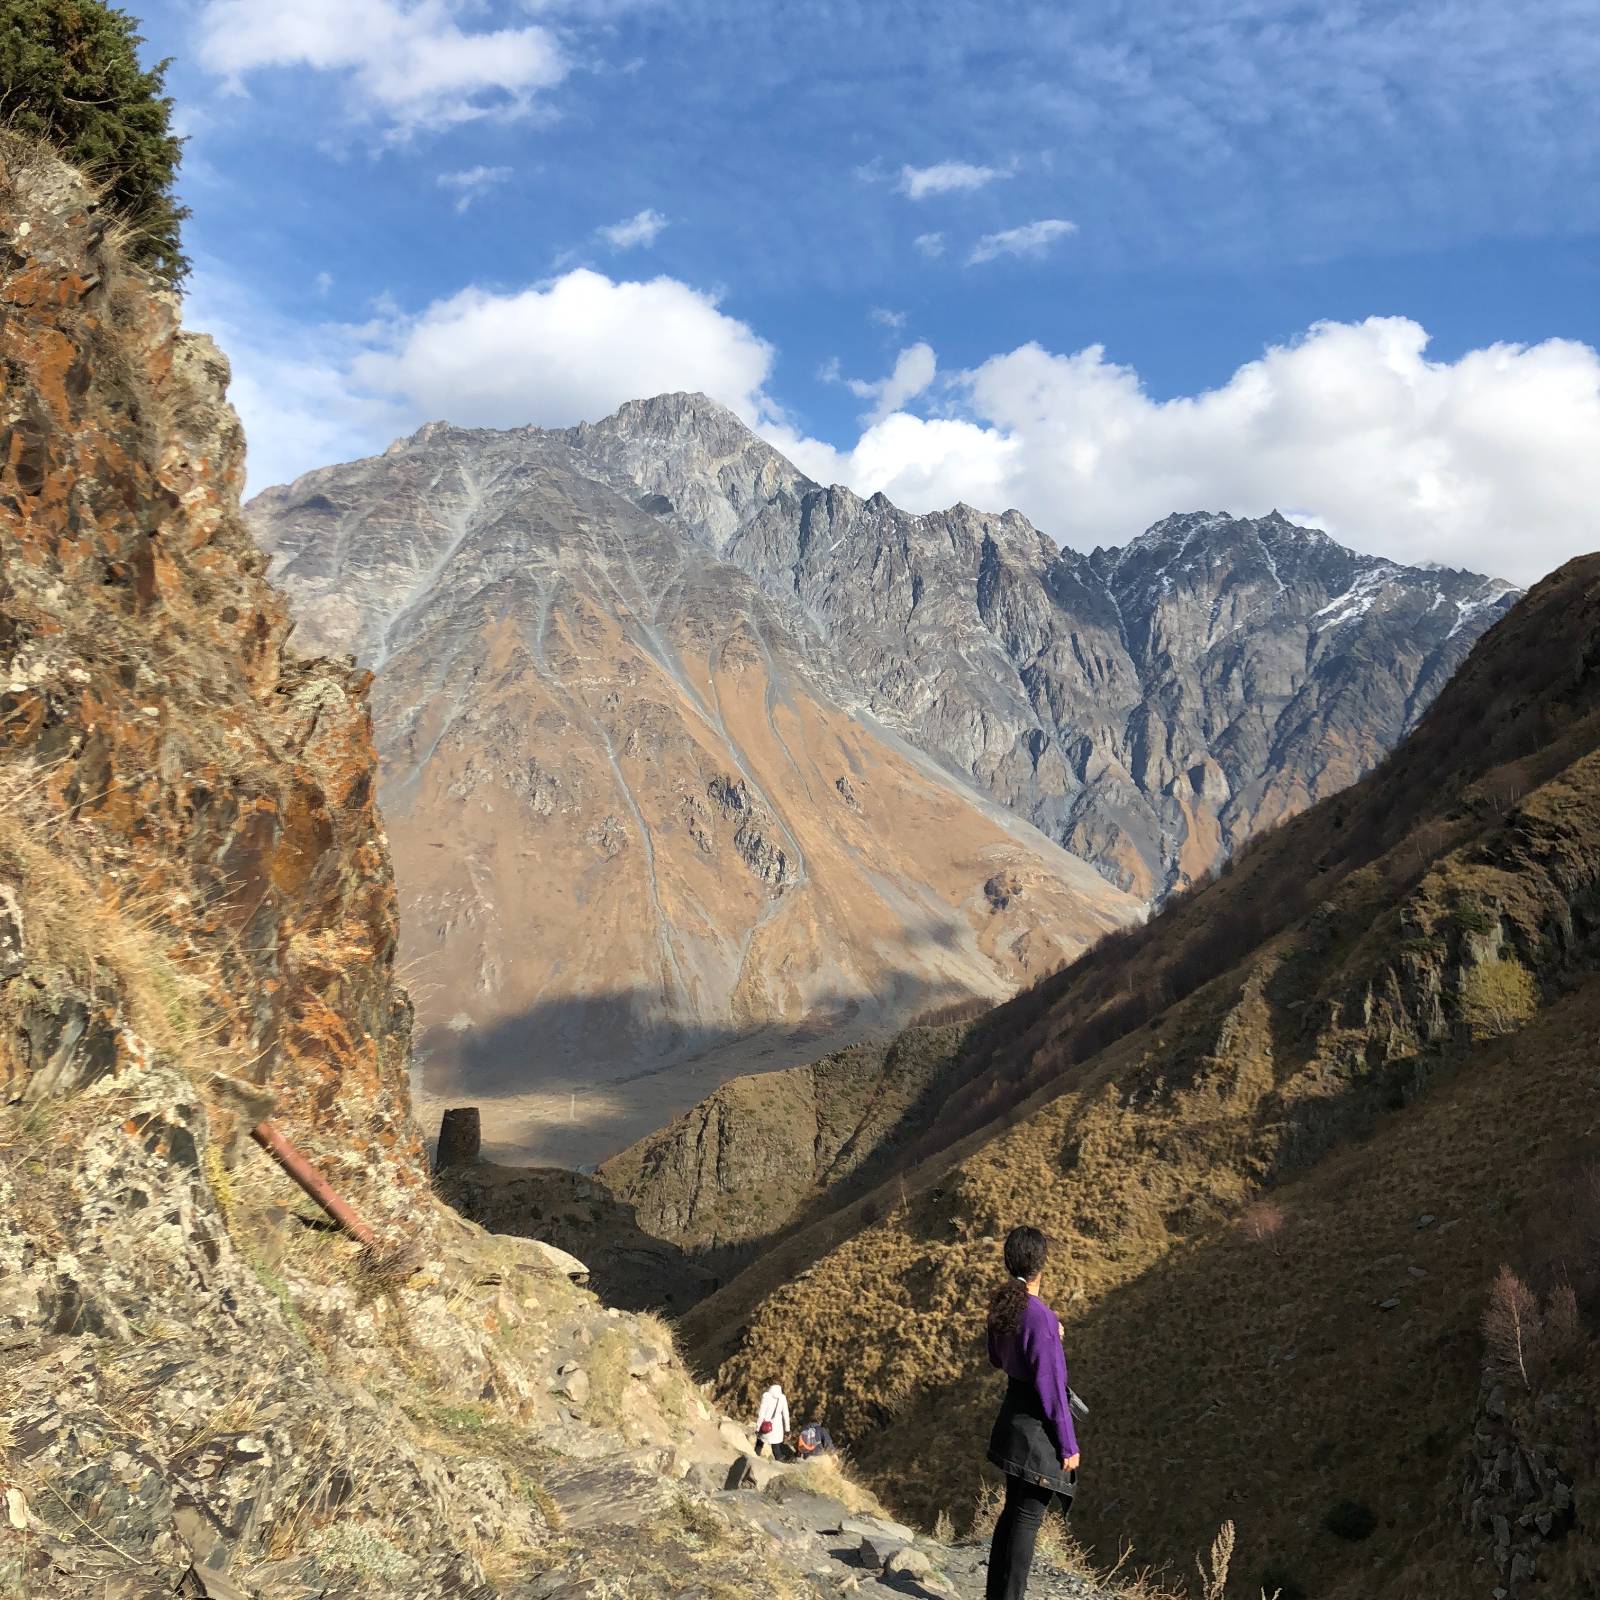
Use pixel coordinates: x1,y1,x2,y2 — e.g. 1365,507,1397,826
0,143,417,1189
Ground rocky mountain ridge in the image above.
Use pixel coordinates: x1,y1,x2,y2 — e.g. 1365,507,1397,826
248,407,1139,1165
561,393,1519,897
267,397,1517,903
249,397,1512,1161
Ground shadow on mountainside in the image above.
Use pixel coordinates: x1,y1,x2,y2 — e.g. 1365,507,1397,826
426,994,1018,1317
414,960,1017,1168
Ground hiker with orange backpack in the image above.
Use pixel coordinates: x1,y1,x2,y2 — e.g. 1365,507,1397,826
792,1420,835,1460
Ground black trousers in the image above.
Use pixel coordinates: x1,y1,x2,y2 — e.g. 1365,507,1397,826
985,1475,1066,1600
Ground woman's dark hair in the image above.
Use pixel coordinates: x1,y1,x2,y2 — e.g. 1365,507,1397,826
986,1225,1049,1337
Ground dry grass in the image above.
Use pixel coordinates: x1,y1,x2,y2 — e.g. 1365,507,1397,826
587,1326,634,1418
0,770,259,1109
969,1477,1076,1569
968,1479,1191,1599
0,1083,141,1257
764,1449,888,1518
1196,1521,1233,1600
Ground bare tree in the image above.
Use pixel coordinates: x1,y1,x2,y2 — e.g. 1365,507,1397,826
1483,1266,1539,1389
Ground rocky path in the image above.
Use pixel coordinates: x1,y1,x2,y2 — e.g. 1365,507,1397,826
520,1433,1114,1600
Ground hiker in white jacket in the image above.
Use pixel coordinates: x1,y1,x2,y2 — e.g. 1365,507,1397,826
754,1382,790,1457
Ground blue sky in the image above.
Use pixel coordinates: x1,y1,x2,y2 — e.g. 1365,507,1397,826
134,0,1599,581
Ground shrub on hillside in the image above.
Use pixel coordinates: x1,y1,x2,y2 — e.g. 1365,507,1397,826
1482,1265,1582,1390
1448,902,1498,937
1459,955,1538,1038
1322,1498,1377,1541
0,0,188,282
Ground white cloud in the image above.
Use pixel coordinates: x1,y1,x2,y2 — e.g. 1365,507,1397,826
438,164,513,212
598,208,669,249
788,318,1600,584
843,343,938,423
313,271,334,296
898,161,1009,200
870,307,906,330
968,219,1078,265
349,269,773,431
913,232,946,258
193,0,567,131
764,411,1020,518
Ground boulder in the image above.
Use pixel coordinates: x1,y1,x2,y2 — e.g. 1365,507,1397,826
717,1419,753,1453
886,1546,934,1580
685,1460,727,1495
550,1365,591,1406
627,1337,671,1377
723,1452,786,1492
842,1514,918,1545
859,1532,912,1570
527,1240,591,1284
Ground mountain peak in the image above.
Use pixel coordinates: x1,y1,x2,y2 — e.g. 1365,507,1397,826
614,388,725,415
589,390,751,440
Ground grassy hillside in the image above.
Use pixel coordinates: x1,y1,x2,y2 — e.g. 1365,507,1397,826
686,555,1600,1597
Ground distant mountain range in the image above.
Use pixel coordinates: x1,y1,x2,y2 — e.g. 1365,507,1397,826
248,393,1516,1157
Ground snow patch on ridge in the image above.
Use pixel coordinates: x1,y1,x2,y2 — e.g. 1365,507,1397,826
1447,581,1519,640
1312,564,1396,630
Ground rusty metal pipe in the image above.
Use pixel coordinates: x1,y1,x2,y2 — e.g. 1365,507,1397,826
250,1119,377,1248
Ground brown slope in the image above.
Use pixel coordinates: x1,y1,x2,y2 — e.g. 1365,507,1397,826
250,429,1137,1167
684,554,1600,1594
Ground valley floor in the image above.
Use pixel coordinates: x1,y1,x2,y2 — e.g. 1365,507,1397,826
412,1014,887,1168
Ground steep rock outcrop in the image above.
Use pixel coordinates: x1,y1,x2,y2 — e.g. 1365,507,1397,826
598,1018,975,1254
0,141,412,1180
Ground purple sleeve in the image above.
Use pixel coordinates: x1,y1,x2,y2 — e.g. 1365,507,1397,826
1022,1301,1078,1460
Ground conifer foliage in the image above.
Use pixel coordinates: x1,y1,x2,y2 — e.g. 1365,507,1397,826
0,0,188,282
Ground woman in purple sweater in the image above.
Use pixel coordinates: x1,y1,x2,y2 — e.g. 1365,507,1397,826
985,1226,1079,1600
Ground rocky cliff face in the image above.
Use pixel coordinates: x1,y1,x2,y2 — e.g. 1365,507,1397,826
248,417,1137,1166
566,397,1518,898
597,1017,978,1257
0,142,413,1185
